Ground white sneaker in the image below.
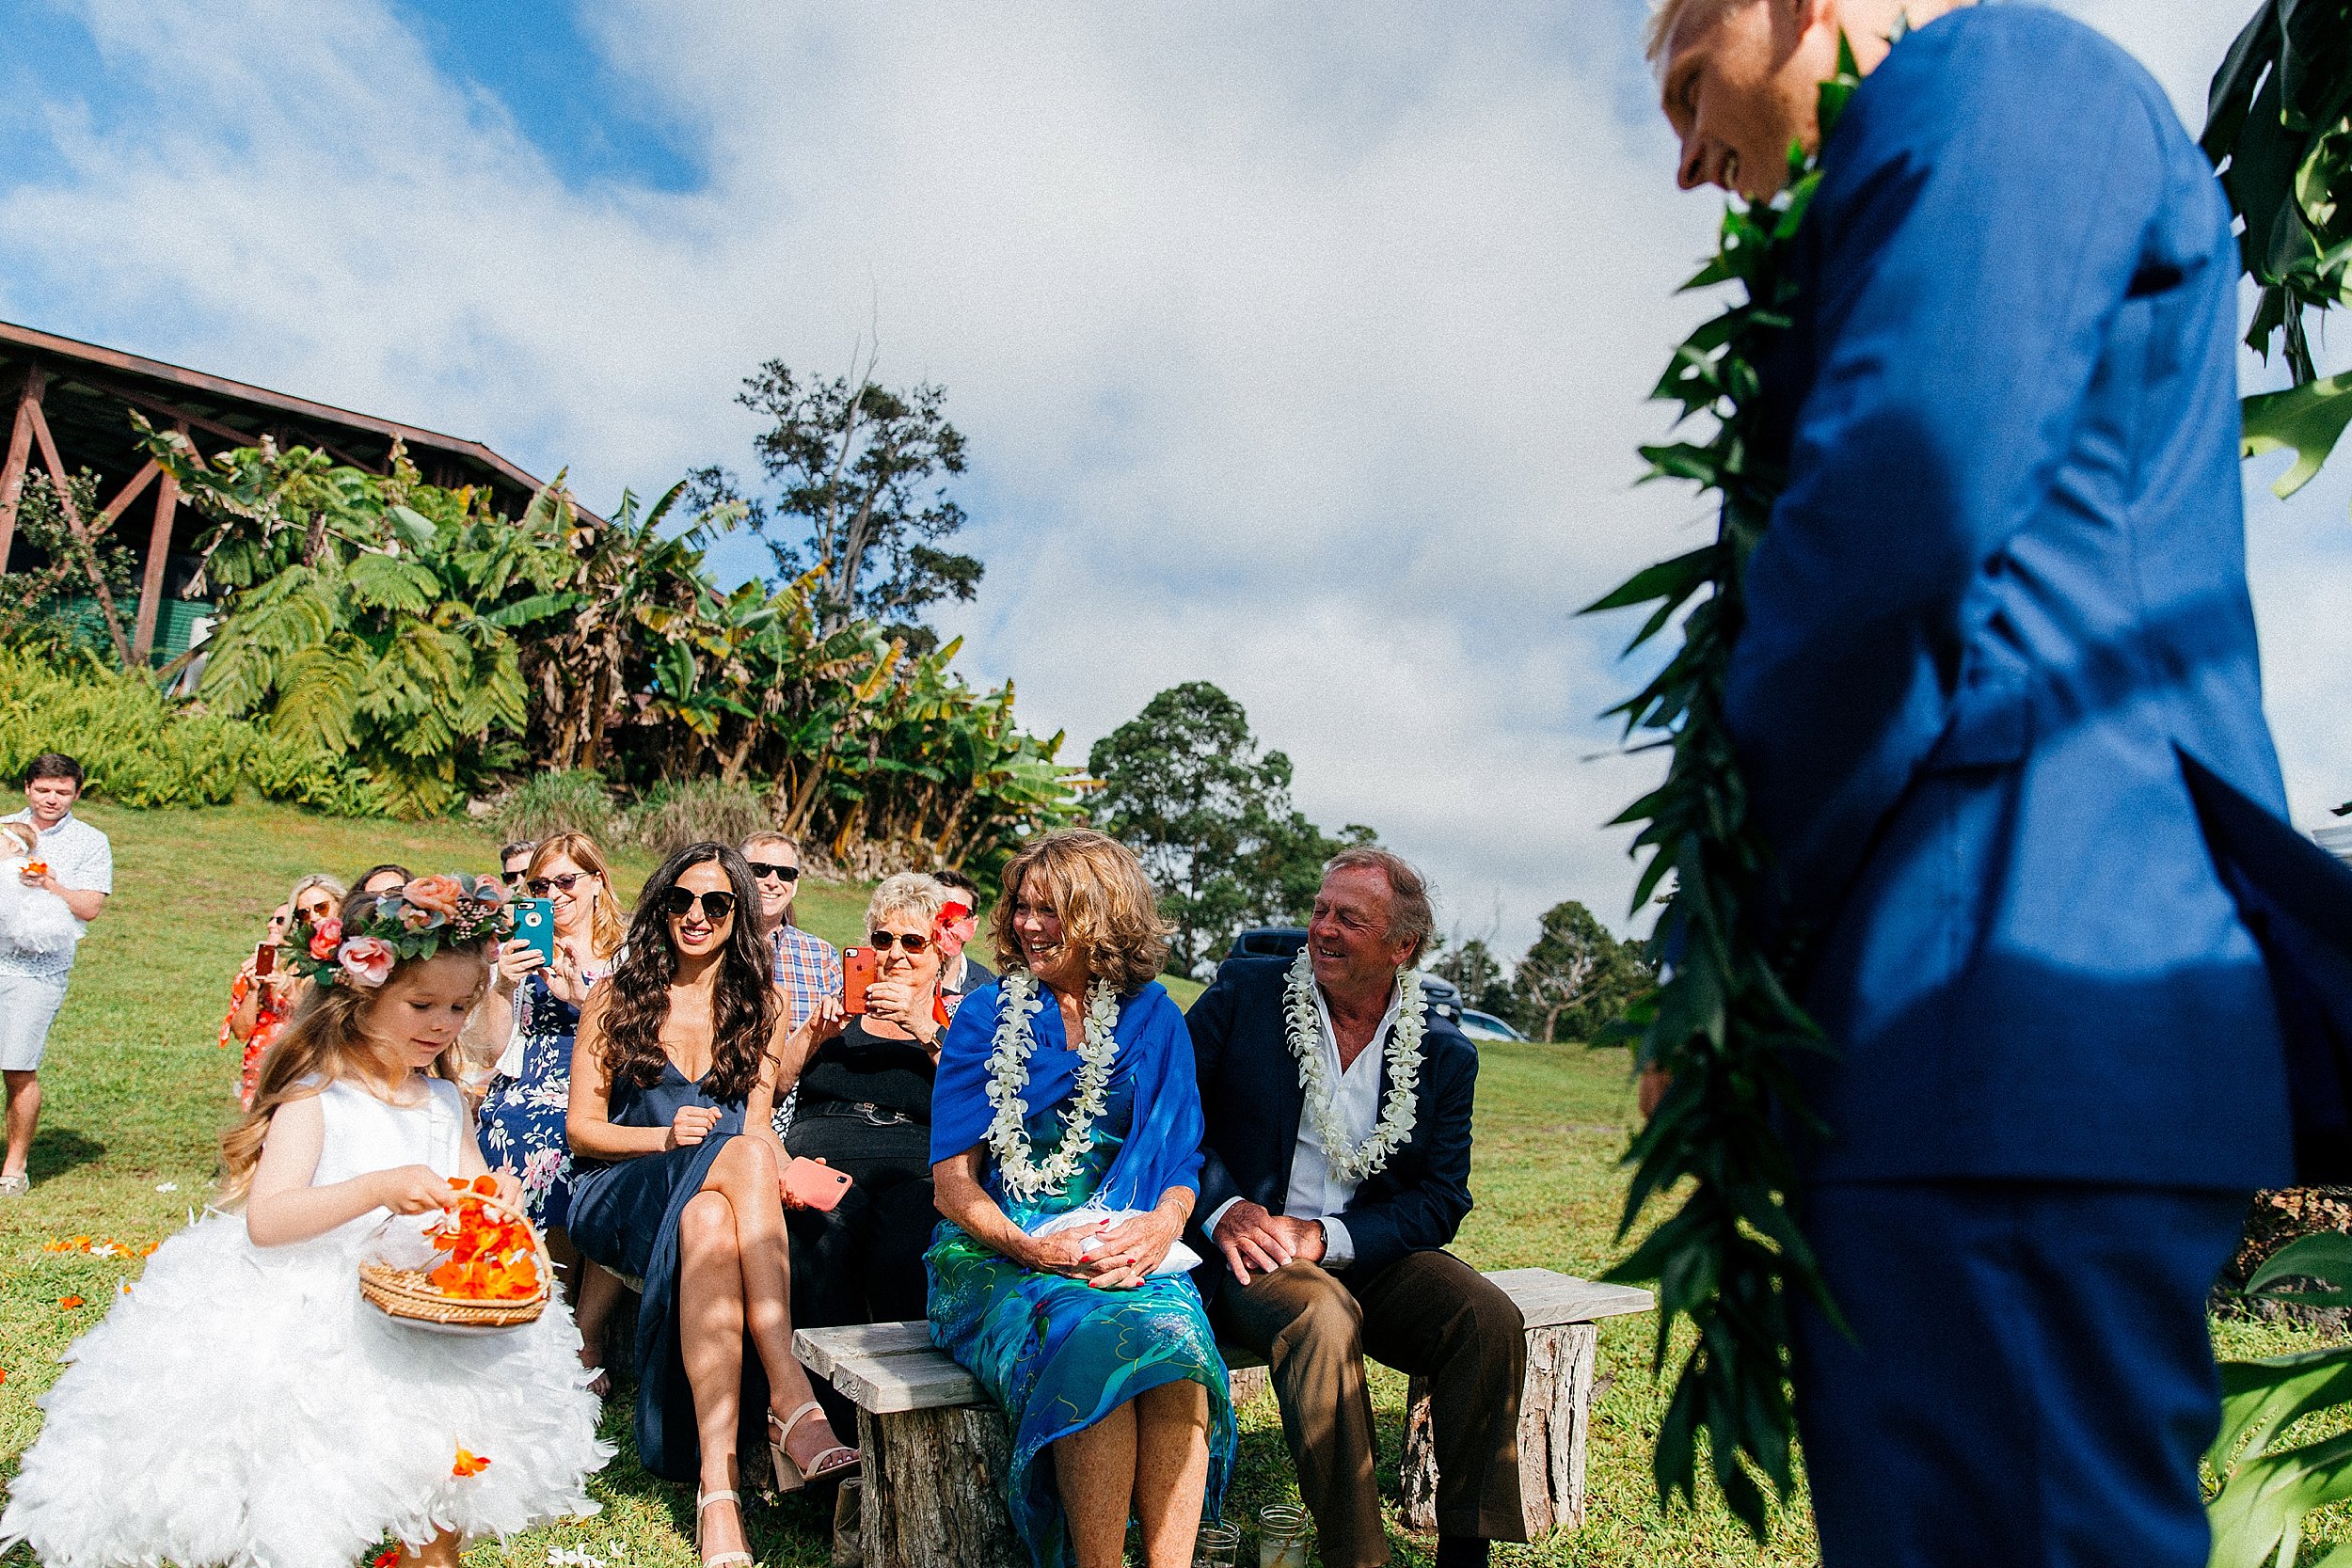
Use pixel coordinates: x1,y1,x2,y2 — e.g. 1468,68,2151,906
0,1172,30,1197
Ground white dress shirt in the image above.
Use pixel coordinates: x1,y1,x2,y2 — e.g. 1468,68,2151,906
1210,979,1404,1271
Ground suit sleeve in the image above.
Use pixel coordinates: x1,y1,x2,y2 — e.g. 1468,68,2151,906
1186,970,1244,1220
1330,1039,1476,1279
1724,28,2181,922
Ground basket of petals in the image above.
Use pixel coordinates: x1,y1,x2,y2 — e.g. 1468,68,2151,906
358,1177,549,1333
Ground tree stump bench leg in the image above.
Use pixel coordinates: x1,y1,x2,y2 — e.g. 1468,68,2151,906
1399,1321,1598,1536
856,1402,1025,1568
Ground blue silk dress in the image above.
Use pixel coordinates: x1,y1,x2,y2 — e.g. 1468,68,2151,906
927,979,1233,1568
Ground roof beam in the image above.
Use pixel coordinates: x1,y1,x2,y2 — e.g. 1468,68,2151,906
0,365,42,572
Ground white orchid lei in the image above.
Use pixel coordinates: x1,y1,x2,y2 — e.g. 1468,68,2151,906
1283,947,1424,1185
984,969,1123,1202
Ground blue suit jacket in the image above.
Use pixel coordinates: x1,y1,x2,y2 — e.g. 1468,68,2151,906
1184,958,1478,1297
1726,7,2302,1190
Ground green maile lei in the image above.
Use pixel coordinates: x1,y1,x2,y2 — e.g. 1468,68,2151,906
1581,38,1864,1538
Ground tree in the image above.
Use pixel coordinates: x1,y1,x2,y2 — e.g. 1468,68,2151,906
1512,900,1649,1043
1430,935,1514,1020
1087,682,1369,974
701,349,980,648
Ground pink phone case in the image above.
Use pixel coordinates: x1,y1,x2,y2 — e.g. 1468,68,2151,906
784,1157,854,1212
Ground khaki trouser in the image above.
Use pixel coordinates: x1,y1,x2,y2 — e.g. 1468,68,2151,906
1214,1250,1526,1568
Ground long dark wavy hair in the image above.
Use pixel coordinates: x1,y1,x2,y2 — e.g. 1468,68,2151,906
596,842,775,1103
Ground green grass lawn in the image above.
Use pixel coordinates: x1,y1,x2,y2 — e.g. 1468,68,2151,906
0,800,2335,1565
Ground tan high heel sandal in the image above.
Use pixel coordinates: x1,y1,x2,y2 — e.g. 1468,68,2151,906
770,1400,860,1492
696,1488,753,1568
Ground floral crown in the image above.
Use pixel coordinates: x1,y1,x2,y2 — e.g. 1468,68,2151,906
285,874,516,990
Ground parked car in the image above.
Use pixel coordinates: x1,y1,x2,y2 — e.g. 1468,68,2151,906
1457,1008,1529,1043
1219,927,1463,1022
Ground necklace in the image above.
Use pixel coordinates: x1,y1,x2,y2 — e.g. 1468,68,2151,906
1282,948,1424,1186
984,971,1122,1201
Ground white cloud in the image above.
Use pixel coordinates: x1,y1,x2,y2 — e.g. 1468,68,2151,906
2,0,2344,958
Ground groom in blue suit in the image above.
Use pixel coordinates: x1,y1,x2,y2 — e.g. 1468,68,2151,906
1647,2,2329,1564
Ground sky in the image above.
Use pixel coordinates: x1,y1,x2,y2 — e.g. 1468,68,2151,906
3,0,2346,958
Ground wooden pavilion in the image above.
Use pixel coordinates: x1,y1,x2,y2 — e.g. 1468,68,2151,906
0,319,556,663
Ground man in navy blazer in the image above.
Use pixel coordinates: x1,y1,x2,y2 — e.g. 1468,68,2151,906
1649,2,2302,1564
1187,848,1521,1568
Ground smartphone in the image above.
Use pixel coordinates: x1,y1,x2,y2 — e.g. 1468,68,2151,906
253,942,276,976
515,897,558,967
842,946,877,1015
783,1156,854,1212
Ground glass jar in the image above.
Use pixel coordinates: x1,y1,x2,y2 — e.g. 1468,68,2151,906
1194,1521,1240,1567
1257,1504,1311,1568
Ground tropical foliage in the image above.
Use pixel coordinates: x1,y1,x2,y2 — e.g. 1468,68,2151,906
0,642,357,812
146,435,566,818
1584,49,1862,1538
126,426,1078,869
2206,0,2352,508
2208,1232,2352,1567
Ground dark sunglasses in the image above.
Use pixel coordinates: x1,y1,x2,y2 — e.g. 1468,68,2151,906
869,930,931,953
661,887,738,923
747,862,802,883
527,873,593,895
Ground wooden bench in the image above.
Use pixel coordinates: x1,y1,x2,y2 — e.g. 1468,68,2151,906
793,1268,1653,1568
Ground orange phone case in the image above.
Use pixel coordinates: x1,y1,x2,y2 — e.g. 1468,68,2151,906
842,946,877,1014
784,1157,853,1212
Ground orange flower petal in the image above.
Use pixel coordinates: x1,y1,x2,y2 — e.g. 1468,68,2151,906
57,1297,84,1311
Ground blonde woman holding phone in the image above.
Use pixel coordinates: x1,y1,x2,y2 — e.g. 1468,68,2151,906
476,830,628,1392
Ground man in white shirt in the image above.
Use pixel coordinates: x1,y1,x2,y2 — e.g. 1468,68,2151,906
1186,847,1522,1568
1,754,112,1196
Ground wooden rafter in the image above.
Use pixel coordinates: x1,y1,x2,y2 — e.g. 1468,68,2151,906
0,365,45,571
24,388,135,667
96,460,161,530
131,438,181,663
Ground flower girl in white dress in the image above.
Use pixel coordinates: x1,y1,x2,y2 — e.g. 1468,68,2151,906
0,876,612,1568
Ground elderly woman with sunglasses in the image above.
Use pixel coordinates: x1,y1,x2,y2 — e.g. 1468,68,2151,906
781,872,956,1364
566,843,856,1567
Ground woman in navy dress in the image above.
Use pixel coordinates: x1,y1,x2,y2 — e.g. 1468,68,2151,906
929,830,1232,1568
565,843,856,1568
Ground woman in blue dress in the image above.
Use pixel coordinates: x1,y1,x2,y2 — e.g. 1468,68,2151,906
566,842,857,1568
475,831,627,1391
930,830,1233,1568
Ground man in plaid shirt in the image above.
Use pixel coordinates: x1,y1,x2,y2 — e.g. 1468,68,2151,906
741,832,839,1135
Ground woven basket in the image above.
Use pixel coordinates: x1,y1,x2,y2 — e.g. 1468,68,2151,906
358,1192,549,1332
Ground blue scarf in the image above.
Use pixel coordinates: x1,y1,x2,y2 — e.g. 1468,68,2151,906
929,976,1204,1212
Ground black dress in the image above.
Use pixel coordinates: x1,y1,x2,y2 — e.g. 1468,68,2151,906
783,1018,938,1329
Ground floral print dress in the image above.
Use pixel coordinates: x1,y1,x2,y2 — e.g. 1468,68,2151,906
476,968,602,1229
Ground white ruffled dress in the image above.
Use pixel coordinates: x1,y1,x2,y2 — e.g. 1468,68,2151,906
0,1078,613,1568
0,851,80,964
